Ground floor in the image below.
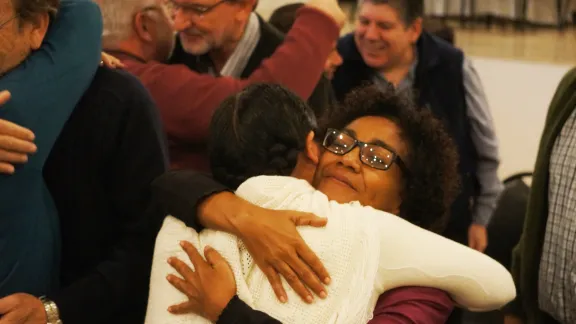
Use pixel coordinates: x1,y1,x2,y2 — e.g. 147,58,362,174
452,24,576,65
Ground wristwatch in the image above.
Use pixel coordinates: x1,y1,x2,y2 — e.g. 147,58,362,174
39,296,62,324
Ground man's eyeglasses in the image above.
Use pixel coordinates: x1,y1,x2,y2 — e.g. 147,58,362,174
165,0,228,18
0,15,16,30
322,128,409,173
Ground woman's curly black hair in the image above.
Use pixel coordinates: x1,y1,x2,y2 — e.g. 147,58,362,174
327,85,461,233
209,83,318,189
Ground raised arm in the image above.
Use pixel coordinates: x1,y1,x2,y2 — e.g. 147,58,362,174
144,4,342,144
0,0,102,166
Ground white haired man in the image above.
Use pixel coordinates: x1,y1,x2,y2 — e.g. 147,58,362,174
96,0,345,171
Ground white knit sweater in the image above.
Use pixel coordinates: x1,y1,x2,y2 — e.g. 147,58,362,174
145,176,516,324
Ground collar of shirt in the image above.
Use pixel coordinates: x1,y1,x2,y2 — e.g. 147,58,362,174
372,51,419,92
218,13,261,77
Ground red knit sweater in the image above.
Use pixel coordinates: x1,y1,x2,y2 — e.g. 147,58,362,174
117,7,339,171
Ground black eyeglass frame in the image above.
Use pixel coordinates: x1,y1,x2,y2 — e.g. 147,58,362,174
322,128,410,174
165,0,228,16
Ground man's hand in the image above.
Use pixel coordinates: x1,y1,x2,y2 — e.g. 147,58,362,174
100,52,124,69
0,91,37,175
167,243,236,322
503,314,524,324
234,208,330,304
306,0,346,28
0,293,46,324
468,223,488,253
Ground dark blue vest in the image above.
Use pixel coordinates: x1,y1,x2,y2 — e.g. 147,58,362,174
333,32,478,242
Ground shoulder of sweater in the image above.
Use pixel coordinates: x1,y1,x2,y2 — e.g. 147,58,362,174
235,175,318,207
84,67,155,110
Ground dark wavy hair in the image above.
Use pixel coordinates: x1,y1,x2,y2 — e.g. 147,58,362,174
328,85,460,233
209,83,318,189
13,0,60,24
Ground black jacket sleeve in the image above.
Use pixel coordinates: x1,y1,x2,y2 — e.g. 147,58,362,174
217,296,281,324
151,170,231,231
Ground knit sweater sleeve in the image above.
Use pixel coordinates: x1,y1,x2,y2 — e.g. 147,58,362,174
128,7,339,145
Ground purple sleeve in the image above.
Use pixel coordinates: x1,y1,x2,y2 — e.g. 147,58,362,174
368,287,455,324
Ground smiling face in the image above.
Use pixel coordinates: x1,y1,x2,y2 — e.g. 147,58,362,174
170,0,253,55
354,1,421,71
312,116,409,213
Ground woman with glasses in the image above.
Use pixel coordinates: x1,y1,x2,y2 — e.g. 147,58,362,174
146,83,515,324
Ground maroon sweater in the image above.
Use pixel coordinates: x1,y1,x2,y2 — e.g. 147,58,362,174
118,7,339,171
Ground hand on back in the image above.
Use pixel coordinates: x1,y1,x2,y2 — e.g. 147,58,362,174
0,91,37,175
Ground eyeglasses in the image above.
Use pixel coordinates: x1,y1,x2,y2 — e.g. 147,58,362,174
0,15,16,30
165,0,228,18
322,128,409,173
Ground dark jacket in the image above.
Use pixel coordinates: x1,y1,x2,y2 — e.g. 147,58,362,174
333,32,478,242
44,68,168,324
505,68,576,324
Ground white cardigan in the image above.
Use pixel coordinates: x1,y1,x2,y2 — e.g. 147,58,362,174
145,176,516,324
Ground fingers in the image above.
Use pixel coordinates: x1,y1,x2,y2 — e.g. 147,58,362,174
166,274,192,296
296,242,331,285
0,162,14,175
271,259,313,304
0,149,28,163
203,246,227,268
0,135,37,155
100,53,125,69
167,301,196,314
168,257,196,279
0,120,36,143
180,241,206,272
261,265,287,303
0,91,10,105
0,295,15,314
292,213,327,228
288,254,327,299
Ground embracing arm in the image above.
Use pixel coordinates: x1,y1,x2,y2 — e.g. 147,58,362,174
371,208,515,312
216,297,281,324
142,6,340,145
153,171,330,305
151,170,232,231
0,0,102,166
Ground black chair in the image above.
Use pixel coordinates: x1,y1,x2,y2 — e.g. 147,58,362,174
485,171,533,269
463,172,532,324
